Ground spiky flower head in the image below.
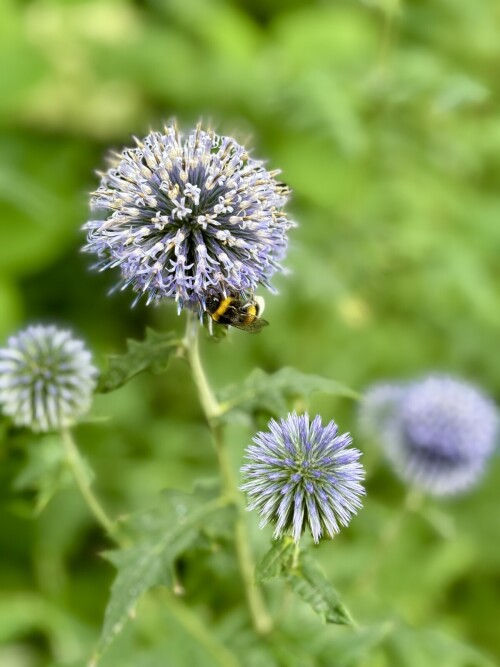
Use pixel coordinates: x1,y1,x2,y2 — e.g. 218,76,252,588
0,326,97,432
241,413,365,543
360,375,499,496
83,123,293,312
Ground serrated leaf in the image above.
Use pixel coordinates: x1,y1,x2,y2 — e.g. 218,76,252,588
256,537,295,583
218,367,359,421
257,540,353,626
93,485,234,663
286,552,353,626
97,328,181,393
13,435,71,514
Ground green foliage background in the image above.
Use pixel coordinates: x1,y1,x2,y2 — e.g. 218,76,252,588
1,0,500,665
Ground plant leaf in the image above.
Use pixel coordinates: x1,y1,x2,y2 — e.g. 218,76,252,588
256,537,295,583
286,552,354,626
97,328,181,393
93,485,234,663
257,541,354,626
218,367,359,421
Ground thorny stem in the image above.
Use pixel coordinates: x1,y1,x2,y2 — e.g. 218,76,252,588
184,312,273,635
61,428,117,538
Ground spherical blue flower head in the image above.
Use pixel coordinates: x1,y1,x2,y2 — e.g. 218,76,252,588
241,413,365,543
0,326,97,432
361,376,499,496
83,123,294,312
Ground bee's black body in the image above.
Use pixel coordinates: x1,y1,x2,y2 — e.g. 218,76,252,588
205,293,268,333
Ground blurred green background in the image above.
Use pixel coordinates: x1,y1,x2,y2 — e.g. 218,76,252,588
1,0,500,665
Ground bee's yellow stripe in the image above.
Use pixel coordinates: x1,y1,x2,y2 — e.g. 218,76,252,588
243,304,257,326
212,296,233,322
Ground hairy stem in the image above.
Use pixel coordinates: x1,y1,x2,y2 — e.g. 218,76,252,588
184,312,273,635
61,428,117,538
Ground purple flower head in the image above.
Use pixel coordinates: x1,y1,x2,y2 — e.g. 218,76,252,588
360,375,499,496
0,325,97,432
83,123,294,313
241,413,365,543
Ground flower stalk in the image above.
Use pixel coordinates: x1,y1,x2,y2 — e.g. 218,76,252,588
62,422,243,665
184,313,273,635
352,487,424,593
61,428,117,538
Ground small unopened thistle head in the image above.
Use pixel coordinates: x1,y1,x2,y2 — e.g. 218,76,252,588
0,326,98,432
83,122,294,313
360,375,499,496
241,413,365,543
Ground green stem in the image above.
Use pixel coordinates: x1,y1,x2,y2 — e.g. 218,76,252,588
184,313,273,635
62,423,240,664
184,312,221,420
61,428,117,538
160,589,241,667
376,0,400,72
352,487,423,593
292,541,300,570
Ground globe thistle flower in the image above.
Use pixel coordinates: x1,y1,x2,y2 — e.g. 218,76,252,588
83,123,293,313
241,413,365,543
0,326,98,432
360,375,499,496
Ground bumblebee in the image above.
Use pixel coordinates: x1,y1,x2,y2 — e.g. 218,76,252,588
205,292,269,333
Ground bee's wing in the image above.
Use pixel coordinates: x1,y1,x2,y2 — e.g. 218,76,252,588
233,317,270,333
